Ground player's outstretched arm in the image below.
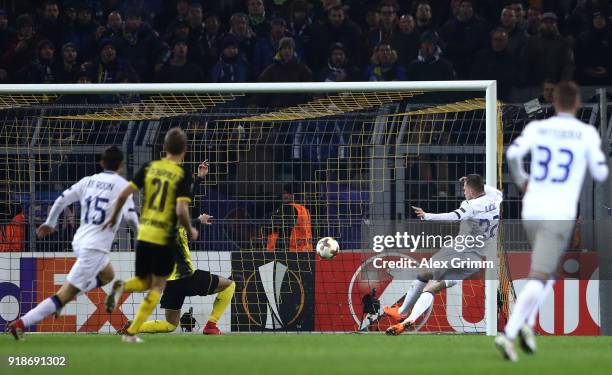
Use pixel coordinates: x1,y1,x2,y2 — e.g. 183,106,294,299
37,179,84,238
102,184,136,230
411,206,461,221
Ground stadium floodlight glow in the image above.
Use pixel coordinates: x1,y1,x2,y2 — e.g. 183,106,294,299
0,80,499,336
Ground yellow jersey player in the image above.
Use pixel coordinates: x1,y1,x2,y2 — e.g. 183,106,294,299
123,161,236,335
103,127,198,343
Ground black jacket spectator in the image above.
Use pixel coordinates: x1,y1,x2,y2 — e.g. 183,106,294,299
499,6,528,62
210,35,249,83
17,39,56,83
317,42,359,82
471,29,516,101
520,13,574,86
228,13,257,63
54,42,80,83
199,13,225,72
37,1,63,50
575,12,612,85
62,5,98,62
85,39,138,84
438,0,490,79
113,12,166,82
2,14,41,78
308,6,365,71
156,39,205,83
406,32,455,81
391,14,420,67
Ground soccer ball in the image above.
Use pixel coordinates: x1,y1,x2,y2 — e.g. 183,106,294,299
316,237,340,259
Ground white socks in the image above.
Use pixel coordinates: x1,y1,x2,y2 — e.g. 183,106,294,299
406,292,434,323
21,295,62,328
398,279,427,315
527,280,555,328
504,280,545,340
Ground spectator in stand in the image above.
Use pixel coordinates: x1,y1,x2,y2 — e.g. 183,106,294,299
379,1,399,42
406,31,455,81
38,1,62,49
252,17,291,77
0,9,13,48
365,42,406,81
364,5,381,55
187,2,205,41
288,0,312,48
392,14,419,67
526,6,542,36
63,4,98,62
257,37,312,107
499,6,528,62
575,11,612,85
200,13,225,72
17,39,56,83
247,0,269,37
54,42,80,83
438,0,490,79
538,79,556,104
520,12,574,86
365,1,398,55
414,0,435,34
567,0,595,39
210,35,249,83
0,9,14,82
2,14,40,79
229,13,257,61
96,11,123,41
508,2,527,31
471,28,516,101
63,3,77,27
308,5,364,72
84,38,138,84
156,38,205,83
317,42,359,82
163,0,190,40
113,8,167,82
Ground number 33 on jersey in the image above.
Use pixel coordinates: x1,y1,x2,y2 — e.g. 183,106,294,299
506,113,609,220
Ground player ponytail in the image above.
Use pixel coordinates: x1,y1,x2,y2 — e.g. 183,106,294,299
101,146,124,171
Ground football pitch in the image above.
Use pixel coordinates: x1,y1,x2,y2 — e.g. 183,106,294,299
1,334,611,375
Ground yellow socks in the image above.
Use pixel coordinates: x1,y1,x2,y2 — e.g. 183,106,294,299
127,288,161,335
123,277,148,293
138,320,177,333
209,281,235,323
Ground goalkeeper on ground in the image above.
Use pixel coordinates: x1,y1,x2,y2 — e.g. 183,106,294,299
384,174,502,335
109,161,235,335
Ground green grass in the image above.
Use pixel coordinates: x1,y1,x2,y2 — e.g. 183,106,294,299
1,334,611,375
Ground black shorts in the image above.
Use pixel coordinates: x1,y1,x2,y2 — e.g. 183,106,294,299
160,270,220,310
135,241,176,278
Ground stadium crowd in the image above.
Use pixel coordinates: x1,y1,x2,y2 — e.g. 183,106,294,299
0,0,611,101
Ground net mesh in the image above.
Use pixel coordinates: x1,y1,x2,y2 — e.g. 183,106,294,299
3,90,592,334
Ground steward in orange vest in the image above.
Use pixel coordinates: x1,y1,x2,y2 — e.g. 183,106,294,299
266,186,312,252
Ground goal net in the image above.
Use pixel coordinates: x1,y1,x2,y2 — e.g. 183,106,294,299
0,82,512,335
